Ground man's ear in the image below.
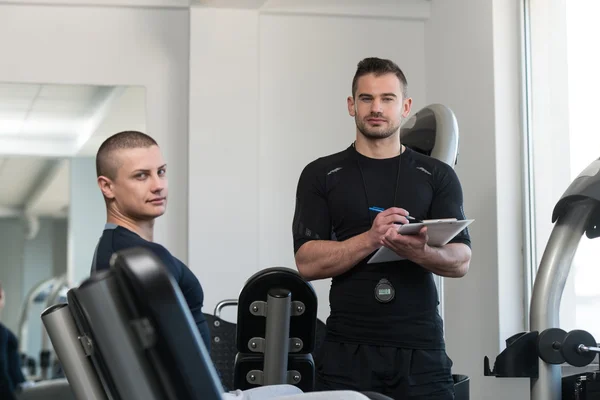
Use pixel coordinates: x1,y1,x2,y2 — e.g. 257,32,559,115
97,176,115,200
402,97,413,118
347,95,356,117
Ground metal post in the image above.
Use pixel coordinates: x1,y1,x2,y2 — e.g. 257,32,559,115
41,303,107,400
263,288,291,385
40,276,68,380
530,200,596,400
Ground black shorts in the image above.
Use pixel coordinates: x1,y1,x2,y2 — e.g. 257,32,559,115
315,340,455,400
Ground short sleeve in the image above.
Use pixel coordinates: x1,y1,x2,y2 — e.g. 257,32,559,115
429,165,471,247
292,161,332,253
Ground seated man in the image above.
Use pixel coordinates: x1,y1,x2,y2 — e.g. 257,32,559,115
90,131,211,347
90,131,302,399
0,281,26,400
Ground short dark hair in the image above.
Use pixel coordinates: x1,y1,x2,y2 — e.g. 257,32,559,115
96,130,158,179
351,57,408,98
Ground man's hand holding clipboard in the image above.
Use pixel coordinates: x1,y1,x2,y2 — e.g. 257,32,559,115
367,207,474,265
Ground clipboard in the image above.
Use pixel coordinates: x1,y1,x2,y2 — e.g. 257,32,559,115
367,218,474,264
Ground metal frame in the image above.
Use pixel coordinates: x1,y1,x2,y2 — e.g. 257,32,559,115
530,199,597,400
519,0,537,331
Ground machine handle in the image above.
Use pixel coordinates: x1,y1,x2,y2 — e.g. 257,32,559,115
214,299,238,318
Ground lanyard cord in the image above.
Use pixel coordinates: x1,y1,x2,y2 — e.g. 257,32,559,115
352,141,402,225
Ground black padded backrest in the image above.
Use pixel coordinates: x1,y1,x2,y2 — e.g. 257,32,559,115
110,247,224,400
203,313,237,391
71,270,166,400
236,267,318,354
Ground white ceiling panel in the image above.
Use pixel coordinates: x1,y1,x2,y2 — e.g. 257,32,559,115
0,98,34,111
30,98,91,114
0,83,143,217
77,86,147,156
0,110,27,120
0,118,24,135
0,83,40,100
0,157,51,207
21,114,84,137
37,84,100,101
0,83,122,154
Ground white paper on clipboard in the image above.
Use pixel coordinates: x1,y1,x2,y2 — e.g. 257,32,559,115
367,219,474,264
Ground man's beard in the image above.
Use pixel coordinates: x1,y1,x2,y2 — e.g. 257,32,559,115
356,114,402,139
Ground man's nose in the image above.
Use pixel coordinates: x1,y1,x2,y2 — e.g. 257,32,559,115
151,175,165,192
370,98,383,113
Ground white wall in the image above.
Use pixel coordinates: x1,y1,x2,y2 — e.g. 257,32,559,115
0,3,190,264
189,6,427,322
426,0,528,398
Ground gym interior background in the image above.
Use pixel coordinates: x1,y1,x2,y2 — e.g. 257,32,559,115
0,0,597,399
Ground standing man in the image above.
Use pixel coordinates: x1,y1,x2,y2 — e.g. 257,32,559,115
292,57,472,399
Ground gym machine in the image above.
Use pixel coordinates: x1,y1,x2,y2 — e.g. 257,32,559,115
400,103,460,166
484,157,600,399
233,267,319,393
42,247,384,400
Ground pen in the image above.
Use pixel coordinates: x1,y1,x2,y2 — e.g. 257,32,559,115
368,207,423,223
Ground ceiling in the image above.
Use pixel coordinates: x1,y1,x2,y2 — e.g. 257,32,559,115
0,83,146,219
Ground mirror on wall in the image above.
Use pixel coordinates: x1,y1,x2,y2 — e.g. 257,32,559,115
0,82,146,382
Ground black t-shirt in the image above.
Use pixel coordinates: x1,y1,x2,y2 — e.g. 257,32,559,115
91,225,211,351
292,144,471,349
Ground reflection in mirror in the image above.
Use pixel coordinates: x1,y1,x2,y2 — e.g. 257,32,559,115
0,82,146,385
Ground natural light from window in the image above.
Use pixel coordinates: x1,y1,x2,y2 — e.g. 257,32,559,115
561,0,600,341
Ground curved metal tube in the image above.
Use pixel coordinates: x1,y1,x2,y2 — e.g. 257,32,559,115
18,276,60,354
530,199,598,400
213,299,238,318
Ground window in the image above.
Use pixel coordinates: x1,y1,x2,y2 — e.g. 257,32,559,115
525,0,600,341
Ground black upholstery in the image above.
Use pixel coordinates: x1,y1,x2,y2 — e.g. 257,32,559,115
65,248,224,400
453,374,469,400
203,313,237,391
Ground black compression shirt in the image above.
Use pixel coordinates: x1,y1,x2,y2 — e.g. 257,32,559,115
91,225,211,350
292,144,471,349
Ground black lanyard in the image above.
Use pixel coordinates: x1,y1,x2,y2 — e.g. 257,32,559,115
351,142,402,303
352,142,403,224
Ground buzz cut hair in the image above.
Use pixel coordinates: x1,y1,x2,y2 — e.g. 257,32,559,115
96,130,158,179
